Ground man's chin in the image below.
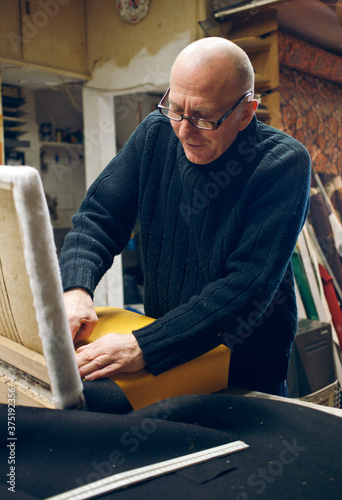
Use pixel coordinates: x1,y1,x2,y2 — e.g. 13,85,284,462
184,148,211,165
185,154,213,165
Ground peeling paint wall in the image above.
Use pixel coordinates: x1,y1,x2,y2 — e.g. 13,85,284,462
85,0,206,92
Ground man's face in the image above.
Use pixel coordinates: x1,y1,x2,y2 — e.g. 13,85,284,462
168,83,246,165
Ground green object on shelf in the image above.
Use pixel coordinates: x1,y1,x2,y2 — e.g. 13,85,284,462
292,246,319,321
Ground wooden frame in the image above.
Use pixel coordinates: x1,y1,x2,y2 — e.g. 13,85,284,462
0,166,84,409
0,166,230,411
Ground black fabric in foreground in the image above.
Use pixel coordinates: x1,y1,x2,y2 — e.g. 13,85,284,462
82,378,133,414
0,394,342,500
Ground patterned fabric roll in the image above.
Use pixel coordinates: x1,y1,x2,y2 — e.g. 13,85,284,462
319,264,342,349
292,246,319,321
309,192,342,291
331,188,342,222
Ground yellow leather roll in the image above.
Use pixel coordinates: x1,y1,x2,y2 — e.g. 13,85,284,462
81,307,230,410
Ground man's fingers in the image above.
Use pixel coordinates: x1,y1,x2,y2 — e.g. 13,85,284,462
76,347,121,380
75,344,88,353
75,333,146,380
73,318,98,343
63,288,98,342
83,364,120,381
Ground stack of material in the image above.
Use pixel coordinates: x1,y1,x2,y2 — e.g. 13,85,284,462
293,171,342,397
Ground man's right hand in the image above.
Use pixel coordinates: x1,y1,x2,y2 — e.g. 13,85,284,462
63,288,98,344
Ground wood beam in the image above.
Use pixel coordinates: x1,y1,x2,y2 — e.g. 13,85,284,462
336,3,342,25
213,0,294,19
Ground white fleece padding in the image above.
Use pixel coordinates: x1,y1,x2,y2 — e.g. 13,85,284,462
0,166,84,409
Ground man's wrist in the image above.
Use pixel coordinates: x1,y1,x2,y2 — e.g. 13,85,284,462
64,287,93,299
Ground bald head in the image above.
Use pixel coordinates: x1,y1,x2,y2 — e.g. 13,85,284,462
166,37,258,164
171,37,254,97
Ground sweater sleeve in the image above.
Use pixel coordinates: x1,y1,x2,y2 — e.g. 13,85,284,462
133,140,311,375
59,120,149,296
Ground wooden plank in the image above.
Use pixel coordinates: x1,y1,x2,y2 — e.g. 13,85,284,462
231,36,271,52
0,56,90,82
214,0,292,19
0,335,50,384
248,32,279,90
0,0,21,60
21,0,88,75
0,71,3,166
0,373,54,408
220,8,278,39
219,9,280,127
337,4,342,26
260,91,280,128
254,72,271,89
0,187,44,352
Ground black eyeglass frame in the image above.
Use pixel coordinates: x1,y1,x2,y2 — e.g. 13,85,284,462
158,87,254,130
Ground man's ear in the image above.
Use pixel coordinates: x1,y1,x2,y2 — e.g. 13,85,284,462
238,99,258,132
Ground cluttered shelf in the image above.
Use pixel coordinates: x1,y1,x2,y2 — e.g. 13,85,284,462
39,141,83,150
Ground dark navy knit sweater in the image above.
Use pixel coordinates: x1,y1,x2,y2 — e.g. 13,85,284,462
59,112,311,391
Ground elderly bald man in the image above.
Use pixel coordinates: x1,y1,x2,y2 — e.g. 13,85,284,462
60,37,311,396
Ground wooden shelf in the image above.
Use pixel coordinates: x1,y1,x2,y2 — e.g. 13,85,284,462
4,116,28,140
1,95,26,109
256,107,269,118
40,141,83,149
5,138,30,149
213,0,290,19
2,107,26,118
254,73,270,85
3,116,27,126
3,116,27,142
2,85,30,151
231,36,271,53
210,6,281,129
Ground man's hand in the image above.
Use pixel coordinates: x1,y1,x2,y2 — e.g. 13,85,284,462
75,333,146,380
63,288,98,343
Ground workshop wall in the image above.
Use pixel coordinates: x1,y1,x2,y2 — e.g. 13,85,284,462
85,0,205,92
0,0,88,78
0,0,205,89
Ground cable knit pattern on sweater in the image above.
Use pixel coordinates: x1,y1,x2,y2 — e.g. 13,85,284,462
59,112,311,389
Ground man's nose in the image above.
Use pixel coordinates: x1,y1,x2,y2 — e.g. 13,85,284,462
178,117,197,137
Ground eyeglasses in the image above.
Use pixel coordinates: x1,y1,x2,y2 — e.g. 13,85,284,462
158,87,253,130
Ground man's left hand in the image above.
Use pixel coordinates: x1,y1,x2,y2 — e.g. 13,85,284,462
76,333,146,380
